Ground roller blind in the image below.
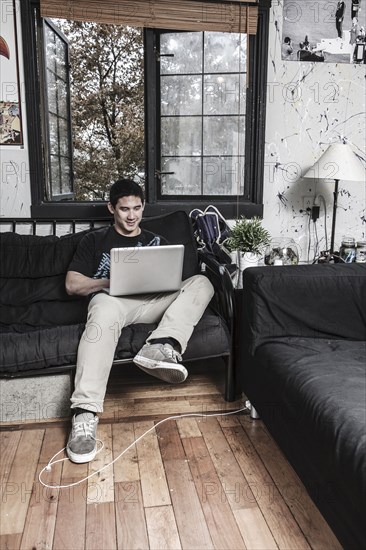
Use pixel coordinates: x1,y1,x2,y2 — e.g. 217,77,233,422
40,0,258,34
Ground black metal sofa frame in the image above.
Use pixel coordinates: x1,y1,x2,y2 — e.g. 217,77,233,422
0,211,237,403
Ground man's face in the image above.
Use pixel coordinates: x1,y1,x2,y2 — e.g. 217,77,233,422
108,195,144,237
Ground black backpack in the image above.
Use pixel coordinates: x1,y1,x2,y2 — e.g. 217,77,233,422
189,205,233,266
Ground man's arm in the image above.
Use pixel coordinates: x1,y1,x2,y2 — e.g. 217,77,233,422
65,271,109,296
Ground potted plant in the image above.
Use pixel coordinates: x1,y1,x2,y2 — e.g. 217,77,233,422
226,217,271,284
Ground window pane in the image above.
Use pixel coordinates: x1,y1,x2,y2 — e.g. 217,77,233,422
161,75,202,116
46,69,57,113
55,34,67,80
161,117,202,156
45,24,56,70
204,32,246,72
60,156,72,194
58,117,70,156
204,74,246,115
161,157,201,195
49,155,72,196
203,116,245,156
57,78,68,115
160,33,202,74
49,114,70,157
49,155,60,194
48,113,59,154
203,157,244,195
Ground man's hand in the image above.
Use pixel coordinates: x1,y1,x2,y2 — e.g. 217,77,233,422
65,271,109,296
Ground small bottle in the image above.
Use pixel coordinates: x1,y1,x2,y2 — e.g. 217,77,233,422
356,240,366,263
339,237,356,263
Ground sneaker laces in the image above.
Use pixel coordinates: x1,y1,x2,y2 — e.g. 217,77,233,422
72,419,97,440
163,345,182,363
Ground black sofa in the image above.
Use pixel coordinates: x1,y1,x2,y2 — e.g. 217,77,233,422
0,211,236,403
240,263,366,549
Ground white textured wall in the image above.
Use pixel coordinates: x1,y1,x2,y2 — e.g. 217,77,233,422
263,1,366,261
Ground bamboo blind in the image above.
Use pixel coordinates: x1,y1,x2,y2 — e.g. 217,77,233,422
40,0,258,34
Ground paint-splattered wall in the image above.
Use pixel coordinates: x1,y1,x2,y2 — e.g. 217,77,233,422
263,0,366,262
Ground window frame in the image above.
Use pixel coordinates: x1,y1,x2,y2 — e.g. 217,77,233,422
152,29,248,202
41,17,74,201
21,0,270,219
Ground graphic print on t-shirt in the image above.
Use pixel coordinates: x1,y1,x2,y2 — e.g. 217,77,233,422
92,235,163,280
93,252,110,279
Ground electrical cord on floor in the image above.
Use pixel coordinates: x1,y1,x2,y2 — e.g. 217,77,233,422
39,404,250,490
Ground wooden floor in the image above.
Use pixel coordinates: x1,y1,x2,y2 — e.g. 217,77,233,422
0,366,341,550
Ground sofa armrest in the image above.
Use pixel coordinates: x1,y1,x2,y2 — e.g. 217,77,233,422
198,250,235,332
242,263,366,354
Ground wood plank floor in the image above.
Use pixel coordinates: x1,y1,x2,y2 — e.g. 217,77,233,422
0,366,342,550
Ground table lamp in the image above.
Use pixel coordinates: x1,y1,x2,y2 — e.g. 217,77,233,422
303,141,365,258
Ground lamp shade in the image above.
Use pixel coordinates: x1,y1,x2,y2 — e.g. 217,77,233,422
303,142,365,182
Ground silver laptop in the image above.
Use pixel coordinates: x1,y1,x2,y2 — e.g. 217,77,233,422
106,244,184,296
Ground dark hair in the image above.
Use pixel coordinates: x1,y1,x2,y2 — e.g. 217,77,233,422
284,36,291,44
109,179,145,207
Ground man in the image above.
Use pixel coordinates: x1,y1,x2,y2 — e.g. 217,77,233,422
336,1,346,38
65,179,214,463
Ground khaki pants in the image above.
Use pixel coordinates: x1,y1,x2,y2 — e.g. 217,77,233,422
71,274,214,412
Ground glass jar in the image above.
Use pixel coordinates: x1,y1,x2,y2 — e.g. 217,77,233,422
339,237,356,263
356,241,366,263
264,238,300,266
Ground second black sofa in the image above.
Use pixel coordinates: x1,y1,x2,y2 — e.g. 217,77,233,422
240,263,366,549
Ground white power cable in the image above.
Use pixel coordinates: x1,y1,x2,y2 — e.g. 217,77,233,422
39,405,249,490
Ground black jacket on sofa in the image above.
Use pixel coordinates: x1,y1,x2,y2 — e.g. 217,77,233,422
0,211,235,400
240,263,366,549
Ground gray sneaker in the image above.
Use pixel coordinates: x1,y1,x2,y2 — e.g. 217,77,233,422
66,414,99,463
133,343,188,383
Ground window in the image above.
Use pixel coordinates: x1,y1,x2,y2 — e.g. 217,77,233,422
49,21,145,201
21,0,270,218
156,31,247,198
41,19,73,200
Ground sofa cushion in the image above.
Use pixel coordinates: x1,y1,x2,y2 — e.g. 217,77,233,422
243,264,366,354
0,311,229,374
0,230,91,327
0,230,91,278
244,337,366,546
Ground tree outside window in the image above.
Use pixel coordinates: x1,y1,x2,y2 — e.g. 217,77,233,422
48,20,145,201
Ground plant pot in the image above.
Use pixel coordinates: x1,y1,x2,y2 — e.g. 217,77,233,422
237,251,260,288
229,250,239,288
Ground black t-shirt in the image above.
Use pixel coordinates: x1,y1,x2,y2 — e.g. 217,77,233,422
68,226,168,279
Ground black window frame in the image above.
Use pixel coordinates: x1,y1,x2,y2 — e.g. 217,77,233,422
41,17,74,201
148,30,248,201
21,0,271,220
